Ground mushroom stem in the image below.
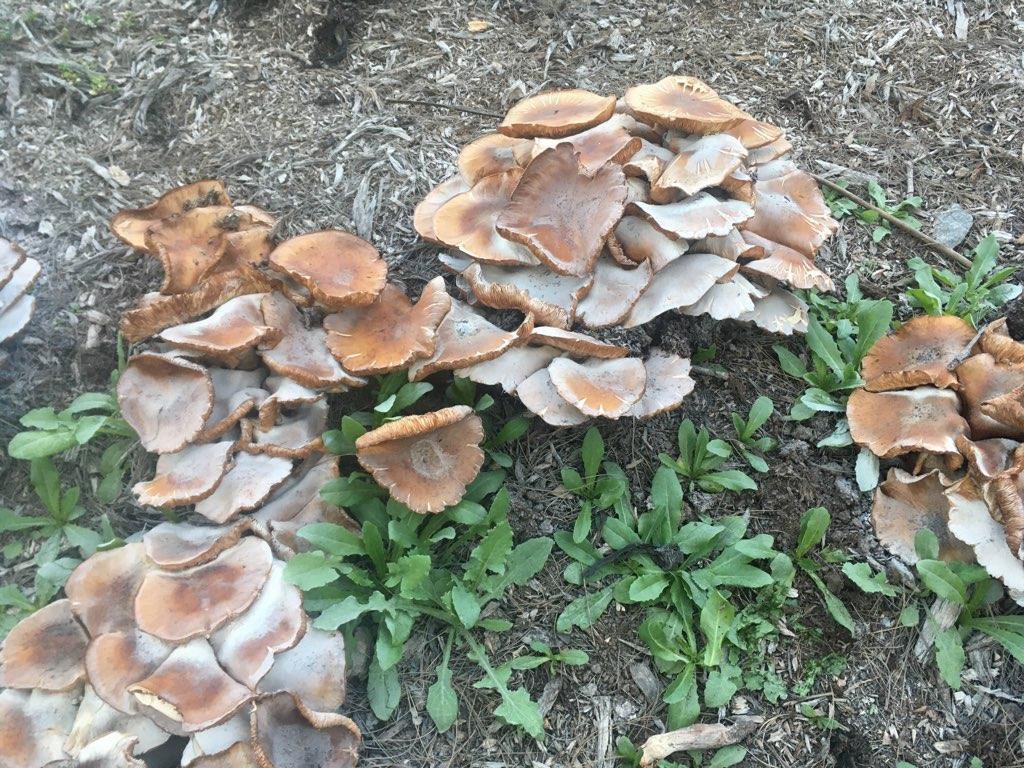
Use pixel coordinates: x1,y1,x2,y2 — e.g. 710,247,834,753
809,173,972,270
386,98,503,119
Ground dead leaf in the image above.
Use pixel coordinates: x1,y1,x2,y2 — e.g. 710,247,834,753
467,20,492,33
640,718,762,767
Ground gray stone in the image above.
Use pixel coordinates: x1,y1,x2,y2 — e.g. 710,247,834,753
932,203,973,248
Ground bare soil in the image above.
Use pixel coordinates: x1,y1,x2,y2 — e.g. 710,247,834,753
2,0,1023,766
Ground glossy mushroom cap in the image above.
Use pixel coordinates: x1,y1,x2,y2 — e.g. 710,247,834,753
498,89,616,138
268,231,387,310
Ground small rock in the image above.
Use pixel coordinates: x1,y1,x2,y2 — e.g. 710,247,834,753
932,203,973,248
628,663,663,703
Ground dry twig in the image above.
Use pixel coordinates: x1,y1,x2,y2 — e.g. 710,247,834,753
640,717,762,766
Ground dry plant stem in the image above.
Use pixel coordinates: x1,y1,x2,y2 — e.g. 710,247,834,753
385,98,503,119
809,173,973,270
594,695,613,768
913,597,962,662
640,717,762,767
692,364,729,380
946,321,990,371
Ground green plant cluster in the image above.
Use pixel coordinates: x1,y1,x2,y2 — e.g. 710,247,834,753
823,179,921,243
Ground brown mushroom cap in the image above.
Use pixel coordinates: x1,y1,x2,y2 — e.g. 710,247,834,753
249,399,328,459
740,169,837,257
252,455,339,524
259,293,366,390
250,693,361,768
496,144,627,277
413,177,471,245
324,278,452,375
355,405,485,513
143,521,251,571
64,686,170,759
134,536,274,642
650,133,748,201
456,345,561,394
946,477,1024,596
110,181,230,251
65,542,153,636
257,627,347,713
516,367,589,426
197,369,269,442
737,286,808,335
614,216,688,271
0,238,27,290
694,228,763,261
160,294,278,365
117,351,214,454
498,89,616,138
256,376,321,431
0,599,88,691
129,638,253,734
194,453,295,524
187,741,259,768
86,630,174,714
627,352,695,419
956,353,1024,440
268,231,387,310
982,383,1024,434
979,318,1024,364
458,133,535,185
871,469,974,565
548,357,647,418
133,440,234,508
528,326,628,359
0,688,79,768
739,231,834,292
576,257,654,328
747,136,793,166
629,193,754,241
623,76,745,133
180,715,249,766
860,315,976,392
956,436,1020,480
622,140,677,184
847,387,968,459
678,274,767,321
624,252,737,327
722,118,784,149
531,115,643,175
432,169,540,267
461,261,592,329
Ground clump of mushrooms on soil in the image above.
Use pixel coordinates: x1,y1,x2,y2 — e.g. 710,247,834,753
0,238,40,359
414,76,839,425
849,315,1024,603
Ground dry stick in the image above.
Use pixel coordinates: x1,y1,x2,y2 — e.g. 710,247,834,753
386,98,503,119
810,173,973,270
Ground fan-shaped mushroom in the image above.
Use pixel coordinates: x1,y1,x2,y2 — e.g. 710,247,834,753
252,456,339,524
0,599,88,691
85,630,174,715
630,193,754,241
133,440,234,508
614,216,688,271
738,286,808,335
623,76,745,133
143,521,251,571
576,257,654,328
249,399,328,459
627,352,695,419
110,181,230,251
528,326,628,359
413,177,471,245
847,387,968,460
498,89,616,138
65,543,153,636
678,273,766,321
625,252,737,327
458,133,534,184
516,368,589,427
268,231,387,310
860,315,976,392
956,353,1024,440
740,169,837,257
64,687,169,759
946,477,1024,600
0,688,79,768
257,627,347,713
196,369,269,442
194,453,294,524
650,133,747,201
548,357,647,418
979,318,1024,364
456,345,561,394
461,261,592,329
250,693,360,768
160,294,278,366
739,231,834,292
531,115,642,175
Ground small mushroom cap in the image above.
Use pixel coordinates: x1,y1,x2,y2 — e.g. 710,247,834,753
516,367,589,426
180,715,249,766
462,261,592,329
457,345,561,394
75,732,147,768
548,357,647,418
265,502,359,560
956,353,1024,440
250,693,361,768
257,627,347,713
65,542,153,636
0,294,35,344
721,167,756,204
414,176,471,244
197,369,269,442
133,440,234,508
257,376,321,430
117,351,214,454
629,193,753,241
622,140,677,184
576,257,654,328
0,688,79,768
739,231,834,292
187,741,259,768
0,257,41,313
0,238,27,290
747,136,793,166
195,453,295,524
531,115,642,175
160,294,278,365
623,76,745,133
737,286,808,335
110,181,230,251
624,252,737,327
946,477,1024,596
678,273,767,321
871,468,974,565
143,521,252,571
722,118,784,149
528,326,628,359
252,455,339,524
614,216,688,271
356,405,485,513
64,686,170,759
498,89,616,138
0,599,88,691
496,144,627,277
86,630,174,714
269,231,387,310
979,318,1024,364
627,352,695,419
134,536,274,642
458,133,534,184
847,387,968,460
650,133,747,201
694,228,763,261
250,399,328,459
324,278,452,375
957,436,1021,480
259,293,367,390
860,315,976,392
129,638,253,734
740,169,837,257
981,382,1024,435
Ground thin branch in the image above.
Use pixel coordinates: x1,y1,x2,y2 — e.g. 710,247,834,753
947,320,990,370
810,173,973,270
386,98,502,119
691,364,729,381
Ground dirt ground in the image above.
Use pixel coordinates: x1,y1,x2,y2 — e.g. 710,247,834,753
2,0,1023,766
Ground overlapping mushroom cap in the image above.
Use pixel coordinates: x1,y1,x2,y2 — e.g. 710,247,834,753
0,238,41,352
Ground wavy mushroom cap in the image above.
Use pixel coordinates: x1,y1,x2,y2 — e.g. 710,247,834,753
257,627,347,713
739,231,834,292
651,133,748,201
0,599,88,691
65,543,153,636
143,207,252,295
355,405,485,513
629,193,754,241
251,693,361,768
133,440,235,508
84,630,174,716
0,238,27,290
496,144,627,276
0,256,40,314
956,353,1024,440
860,315,976,392
678,273,767,321
117,351,213,454
624,252,737,327
62,685,170,758
527,326,628,359
0,688,79,768
737,286,808,335
498,89,616,138
462,261,592,329
548,357,647,418
515,367,589,427
458,133,534,184
747,136,793,166
847,387,968,459
73,732,146,768
956,436,1021,480
413,176,471,244
722,118,784,149
627,352,695,419
576,257,653,328
740,169,837,257
981,383,1024,435
946,476,1024,598
979,318,1024,364
250,399,328,459
457,345,561,395
196,368,268,442
194,453,295,524
623,76,745,134
0,292,35,344
110,181,229,251
251,455,339,524
160,294,278,365
614,216,688,271
532,115,642,175
695,228,763,261
143,521,251,571
268,231,387,310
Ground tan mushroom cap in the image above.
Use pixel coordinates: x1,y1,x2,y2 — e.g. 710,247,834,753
577,257,654,328
210,226,276,279
432,169,539,267
0,238,27,290
160,294,279,365
614,216,688,271
249,398,328,459
256,377,321,432
110,181,230,251
268,231,387,310
0,257,41,313
860,315,976,392
75,732,146,768
180,715,249,766
738,286,808,335
627,352,695,419
622,140,677,184
956,353,1024,440
64,687,170,759
747,136,793,166
528,326,628,359
739,231,834,292
259,293,366,390
979,318,1024,364
414,176,471,245
651,134,748,202
65,542,153,636
144,207,253,295
197,369,268,443
86,630,174,714
982,383,1024,434
740,170,838,257
133,440,234,508
188,741,259,768
516,368,589,427
195,453,294,524
678,273,767,321
532,115,642,175
624,252,738,327
134,536,274,642
265,502,359,561
548,357,647,418
257,627,347,713
847,387,968,459
458,133,534,184
723,118,784,149
462,261,592,329
496,144,627,276
129,638,253,734
0,294,35,344
871,469,974,565
604,231,635,268
252,455,339,524
407,300,534,381
251,693,361,768
324,278,451,375
498,89,616,139
956,436,1020,480
457,345,561,394
117,351,213,454
356,405,485,513
0,599,88,691
946,476,1024,597
0,688,79,768
623,76,745,133
694,228,763,261
630,193,754,241
624,176,651,204
143,521,251,571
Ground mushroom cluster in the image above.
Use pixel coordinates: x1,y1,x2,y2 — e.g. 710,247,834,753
848,315,1024,602
414,78,838,424
0,525,359,768
0,238,40,354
